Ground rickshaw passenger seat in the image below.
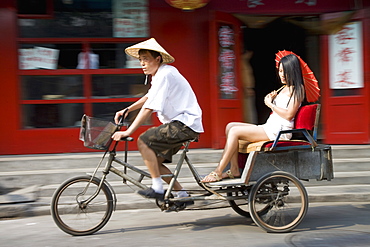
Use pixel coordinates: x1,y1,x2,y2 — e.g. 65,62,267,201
238,104,321,154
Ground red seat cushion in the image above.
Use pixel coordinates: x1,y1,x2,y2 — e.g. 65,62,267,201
294,104,318,130
263,140,312,148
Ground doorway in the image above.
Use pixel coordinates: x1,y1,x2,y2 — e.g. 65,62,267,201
242,18,318,124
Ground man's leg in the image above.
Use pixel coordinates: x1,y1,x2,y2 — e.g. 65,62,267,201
157,158,184,191
137,137,161,178
137,138,186,197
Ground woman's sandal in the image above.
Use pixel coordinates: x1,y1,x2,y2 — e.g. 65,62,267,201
202,171,222,182
225,170,235,179
223,170,241,179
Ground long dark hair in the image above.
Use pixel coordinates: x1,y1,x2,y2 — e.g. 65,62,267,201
279,54,305,104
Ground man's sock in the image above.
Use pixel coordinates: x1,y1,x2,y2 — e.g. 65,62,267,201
151,177,164,194
176,189,189,198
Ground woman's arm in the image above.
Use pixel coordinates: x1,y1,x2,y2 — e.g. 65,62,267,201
272,97,300,121
264,92,301,121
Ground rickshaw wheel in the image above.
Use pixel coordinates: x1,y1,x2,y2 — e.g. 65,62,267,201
249,171,308,233
228,187,270,218
228,190,251,217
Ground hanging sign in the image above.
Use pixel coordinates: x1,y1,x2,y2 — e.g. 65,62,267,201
218,25,238,99
19,49,37,70
34,47,60,70
329,22,363,89
19,47,59,70
113,0,149,38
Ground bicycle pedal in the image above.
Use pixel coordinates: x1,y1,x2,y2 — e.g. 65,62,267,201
164,204,183,212
165,200,193,212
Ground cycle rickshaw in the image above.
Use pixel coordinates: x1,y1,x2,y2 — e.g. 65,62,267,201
51,103,333,236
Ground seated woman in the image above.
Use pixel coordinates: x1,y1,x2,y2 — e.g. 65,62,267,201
202,53,306,182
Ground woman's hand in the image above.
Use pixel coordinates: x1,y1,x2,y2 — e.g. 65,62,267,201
264,91,277,108
269,90,277,99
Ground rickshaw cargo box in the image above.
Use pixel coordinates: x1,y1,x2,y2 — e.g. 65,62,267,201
249,144,333,182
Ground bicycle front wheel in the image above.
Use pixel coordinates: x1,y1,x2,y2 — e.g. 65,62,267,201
249,171,308,233
51,176,114,236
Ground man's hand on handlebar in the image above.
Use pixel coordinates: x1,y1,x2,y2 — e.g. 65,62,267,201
114,108,129,124
112,130,131,141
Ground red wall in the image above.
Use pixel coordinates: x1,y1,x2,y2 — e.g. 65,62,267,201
0,1,19,154
4,1,370,154
0,2,213,154
150,4,213,147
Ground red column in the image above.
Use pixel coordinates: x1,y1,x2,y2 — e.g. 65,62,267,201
0,1,19,153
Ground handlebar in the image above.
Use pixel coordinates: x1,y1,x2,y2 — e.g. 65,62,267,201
116,108,135,142
117,108,129,127
121,136,134,142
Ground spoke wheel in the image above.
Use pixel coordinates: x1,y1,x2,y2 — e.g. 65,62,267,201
51,176,114,236
228,189,251,217
249,171,308,233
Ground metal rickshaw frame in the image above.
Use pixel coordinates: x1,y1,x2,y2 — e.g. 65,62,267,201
50,104,334,235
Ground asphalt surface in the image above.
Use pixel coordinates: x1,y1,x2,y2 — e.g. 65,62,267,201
0,145,370,218
1,202,370,247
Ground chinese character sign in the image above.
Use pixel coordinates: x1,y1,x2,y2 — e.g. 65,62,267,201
329,22,363,89
218,25,238,99
113,0,148,38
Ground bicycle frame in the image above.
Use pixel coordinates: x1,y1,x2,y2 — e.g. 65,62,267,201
80,138,250,211
52,112,333,235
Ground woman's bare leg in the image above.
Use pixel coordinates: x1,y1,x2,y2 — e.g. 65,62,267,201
221,144,240,179
222,122,252,178
202,124,269,182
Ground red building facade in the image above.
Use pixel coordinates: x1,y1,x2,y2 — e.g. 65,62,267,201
1,0,369,155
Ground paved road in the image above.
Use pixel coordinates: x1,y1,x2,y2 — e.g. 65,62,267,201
1,145,370,219
1,202,370,247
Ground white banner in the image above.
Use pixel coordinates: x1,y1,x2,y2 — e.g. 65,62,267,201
329,22,363,89
112,0,148,38
19,47,59,70
19,49,37,70
34,47,60,70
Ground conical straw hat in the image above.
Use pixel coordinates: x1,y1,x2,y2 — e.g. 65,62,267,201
125,38,175,63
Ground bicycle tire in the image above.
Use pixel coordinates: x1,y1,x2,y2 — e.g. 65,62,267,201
51,175,114,236
228,190,251,217
228,188,270,218
249,171,308,233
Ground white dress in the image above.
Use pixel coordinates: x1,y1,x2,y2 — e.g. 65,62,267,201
261,93,294,141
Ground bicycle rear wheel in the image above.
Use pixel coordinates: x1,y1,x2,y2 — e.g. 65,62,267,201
51,176,114,236
249,171,308,233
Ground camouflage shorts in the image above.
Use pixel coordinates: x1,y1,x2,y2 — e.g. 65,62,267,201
139,121,199,163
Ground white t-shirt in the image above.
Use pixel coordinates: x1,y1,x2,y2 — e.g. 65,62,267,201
143,64,204,133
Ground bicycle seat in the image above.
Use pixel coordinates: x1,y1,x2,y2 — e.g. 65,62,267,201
189,137,199,142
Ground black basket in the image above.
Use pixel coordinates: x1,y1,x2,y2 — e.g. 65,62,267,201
79,115,118,150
